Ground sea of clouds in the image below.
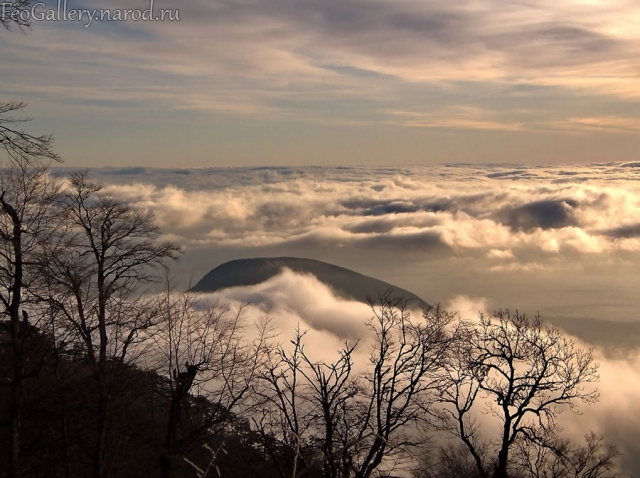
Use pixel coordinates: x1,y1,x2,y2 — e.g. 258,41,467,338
60,163,640,472
68,163,640,320
75,162,640,255
196,272,640,474
62,162,640,319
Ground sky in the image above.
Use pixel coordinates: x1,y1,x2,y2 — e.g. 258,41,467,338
2,0,640,166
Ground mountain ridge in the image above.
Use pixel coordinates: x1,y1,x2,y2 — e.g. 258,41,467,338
190,257,429,309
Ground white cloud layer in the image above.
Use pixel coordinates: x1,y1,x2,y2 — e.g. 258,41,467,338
81,164,640,358
80,163,640,266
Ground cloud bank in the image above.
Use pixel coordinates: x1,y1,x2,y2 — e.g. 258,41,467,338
79,164,640,351
82,163,640,268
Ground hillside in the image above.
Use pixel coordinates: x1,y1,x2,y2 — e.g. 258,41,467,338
190,257,429,309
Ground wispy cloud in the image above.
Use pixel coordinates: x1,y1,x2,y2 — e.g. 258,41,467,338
3,0,640,129
551,115,640,132
385,108,525,131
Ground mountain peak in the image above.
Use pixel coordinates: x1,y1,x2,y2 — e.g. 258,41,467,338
190,257,429,309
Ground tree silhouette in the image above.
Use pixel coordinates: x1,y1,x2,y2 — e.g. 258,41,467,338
256,294,457,478
151,287,270,478
1,0,37,30
37,170,180,478
0,101,61,478
441,310,600,478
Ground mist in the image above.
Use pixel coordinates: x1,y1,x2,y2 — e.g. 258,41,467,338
74,162,640,473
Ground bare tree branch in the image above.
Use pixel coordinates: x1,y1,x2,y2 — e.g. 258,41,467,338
441,310,600,478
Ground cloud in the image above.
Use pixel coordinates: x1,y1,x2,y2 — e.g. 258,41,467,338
551,115,640,132
590,352,640,472
192,269,382,366
81,163,640,263
487,249,514,259
602,222,640,238
208,268,373,342
3,0,640,139
195,277,640,475
446,295,489,320
49,164,640,337
79,163,640,476
495,199,579,232
555,346,640,474
385,108,525,131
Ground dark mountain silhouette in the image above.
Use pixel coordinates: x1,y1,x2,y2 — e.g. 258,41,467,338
190,257,429,309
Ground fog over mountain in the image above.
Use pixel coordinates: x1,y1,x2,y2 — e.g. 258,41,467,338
190,268,640,475
74,163,640,333
190,257,429,309
60,163,640,473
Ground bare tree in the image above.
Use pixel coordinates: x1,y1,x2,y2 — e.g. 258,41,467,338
256,294,457,478
514,431,618,478
151,286,270,478
37,170,181,478
352,297,455,478
441,310,600,478
0,101,61,478
415,442,485,478
255,326,357,478
1,102,60,163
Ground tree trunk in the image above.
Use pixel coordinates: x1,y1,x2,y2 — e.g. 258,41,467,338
160,453,173,478
9,324,23,478
92,254,109,478
161,365,197,478
161,394,182,478
492,443,510,478
92,375,110,478
3,193,24,478
492,412,511,478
